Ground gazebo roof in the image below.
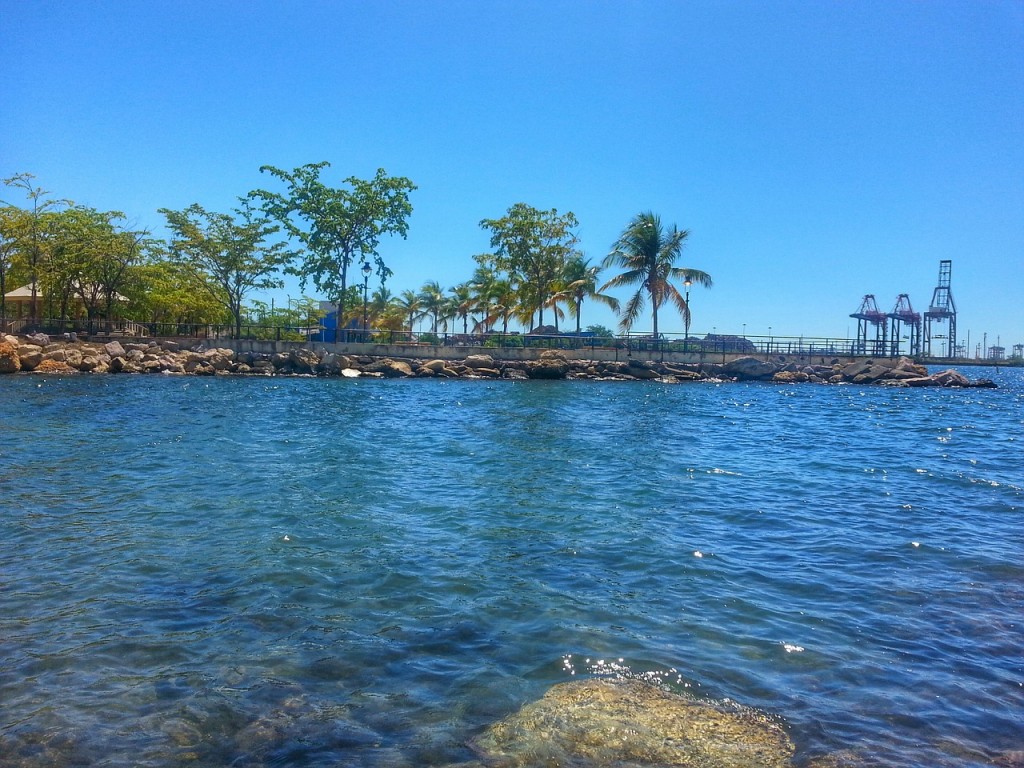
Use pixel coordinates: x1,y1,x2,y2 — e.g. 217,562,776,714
4,283,37,299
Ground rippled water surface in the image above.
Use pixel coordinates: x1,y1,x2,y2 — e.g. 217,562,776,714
1,368,1022,767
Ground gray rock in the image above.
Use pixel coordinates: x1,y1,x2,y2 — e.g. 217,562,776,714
318,352,351,374
104,340,126,358
722,356,778,380
841,359,875,379
626,360,661,379
527,350,571,379
464,353,496,369
15,344,43,370
931,368,970,387
851,364,892,384
364,358,413,378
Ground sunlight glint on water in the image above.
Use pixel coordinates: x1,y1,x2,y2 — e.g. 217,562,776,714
0,369,1022,767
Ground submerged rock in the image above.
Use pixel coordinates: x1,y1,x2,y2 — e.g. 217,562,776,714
471,678,794,768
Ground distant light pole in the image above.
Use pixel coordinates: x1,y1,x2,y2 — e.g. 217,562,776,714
768,326,773,355
361,261,372,341
683,278,692,347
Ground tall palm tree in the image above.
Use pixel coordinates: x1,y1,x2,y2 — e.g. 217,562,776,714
600,212,711,337
370,286,393,322
418,280,447,333
483,278,521,336
550,255,620,335
448,282,474,335
395,289,422,335
469,263,499,332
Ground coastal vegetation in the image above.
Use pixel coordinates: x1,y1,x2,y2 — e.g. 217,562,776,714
1,167,711,342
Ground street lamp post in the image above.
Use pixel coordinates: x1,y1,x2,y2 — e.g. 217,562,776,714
768,326,773,355
361,261,372,342
683,278,692,350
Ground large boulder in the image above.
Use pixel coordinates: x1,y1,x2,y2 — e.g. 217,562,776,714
840,359,875,379
625,360,661,380
891,356,928,377
364,358,413,378
773,370,809,383
318,352,352,374
931,368,971,387
851,364,891,384
471,678,794,768
32,359,76,374
722,356,778,380
0,341,21,373
15,343,42,370
284,348,320,373
527,350,571,379
104,340,127,358
464,353,496,370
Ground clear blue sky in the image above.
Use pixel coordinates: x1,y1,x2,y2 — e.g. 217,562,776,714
3,0,1022,350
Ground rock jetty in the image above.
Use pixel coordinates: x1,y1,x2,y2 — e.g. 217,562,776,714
0,335,998,388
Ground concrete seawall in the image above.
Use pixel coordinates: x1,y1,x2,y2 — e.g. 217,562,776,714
208,338,863,368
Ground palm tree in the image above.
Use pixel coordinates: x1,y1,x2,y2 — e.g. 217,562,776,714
550,255,620,335
418,280,447,333
395,289,422,336
370,286,393,322
448,282,474,335
469,263,499,332
483,278,521,336
600,212,711,337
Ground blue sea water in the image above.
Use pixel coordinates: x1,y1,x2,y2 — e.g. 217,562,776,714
0,367,1021,767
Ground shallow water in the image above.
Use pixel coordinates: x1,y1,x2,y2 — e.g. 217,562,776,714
1,367,1022,767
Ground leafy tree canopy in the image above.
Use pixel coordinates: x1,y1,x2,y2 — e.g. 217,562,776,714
250,162,415,339
480,203,578,329
159,200,296,338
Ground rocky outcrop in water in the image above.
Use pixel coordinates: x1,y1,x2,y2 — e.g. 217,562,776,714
0,335,1000,387
467,678,794,768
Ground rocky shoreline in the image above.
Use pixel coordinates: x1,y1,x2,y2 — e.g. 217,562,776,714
0,334,998,388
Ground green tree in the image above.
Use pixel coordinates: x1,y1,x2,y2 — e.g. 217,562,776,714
0,206,25,324
131,251,228,327
482,278,521,336
1,173,71,324
395,289,422,336
448,282,474,335
42,206,108,324
86,216,150,323
468,260,500,333
601,211,712,336
418,280,447,333
585,323,616,342
479,203,578,330
40,206,148,325
550,255,620,335
251,162,415,341
160,200,295,338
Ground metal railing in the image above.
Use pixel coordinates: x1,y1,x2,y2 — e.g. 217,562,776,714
2,319,944,359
